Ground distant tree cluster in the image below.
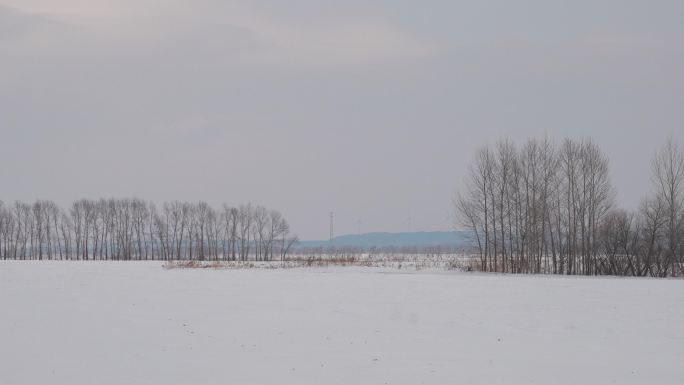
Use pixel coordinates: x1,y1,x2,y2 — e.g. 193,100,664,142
456,138,684,277
0,200,298,261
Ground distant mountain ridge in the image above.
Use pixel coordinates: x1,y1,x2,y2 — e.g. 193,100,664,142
296,231,470,249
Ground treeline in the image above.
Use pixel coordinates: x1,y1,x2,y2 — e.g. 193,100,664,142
0,199,298,261
456,138,684,277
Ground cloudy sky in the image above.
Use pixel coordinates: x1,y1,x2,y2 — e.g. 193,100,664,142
1,1,683,239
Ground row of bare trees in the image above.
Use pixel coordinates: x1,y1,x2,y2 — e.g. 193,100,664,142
456,137,684,277
0,199,298,261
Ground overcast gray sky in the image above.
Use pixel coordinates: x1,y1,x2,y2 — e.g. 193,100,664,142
1,1,683,240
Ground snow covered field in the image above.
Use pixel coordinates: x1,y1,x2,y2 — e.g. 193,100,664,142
1,262,682,385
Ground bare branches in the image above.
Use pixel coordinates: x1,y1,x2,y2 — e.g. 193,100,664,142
651,138,684,275
455,137,684,277
0,198,296,261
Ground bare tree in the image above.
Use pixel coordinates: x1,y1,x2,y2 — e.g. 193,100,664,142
456,136,621,276
651,139,684,275
238,204,253,261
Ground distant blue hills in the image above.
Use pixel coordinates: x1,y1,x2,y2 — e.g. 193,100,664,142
296,231,471,249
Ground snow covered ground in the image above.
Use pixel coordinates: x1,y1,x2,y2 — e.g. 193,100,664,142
1,261,682,385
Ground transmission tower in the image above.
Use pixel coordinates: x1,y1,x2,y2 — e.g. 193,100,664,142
329,212,334,242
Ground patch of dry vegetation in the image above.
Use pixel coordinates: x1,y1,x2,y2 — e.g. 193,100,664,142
164,254,477,271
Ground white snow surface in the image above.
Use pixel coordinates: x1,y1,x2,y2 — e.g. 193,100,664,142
1,261,682,385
